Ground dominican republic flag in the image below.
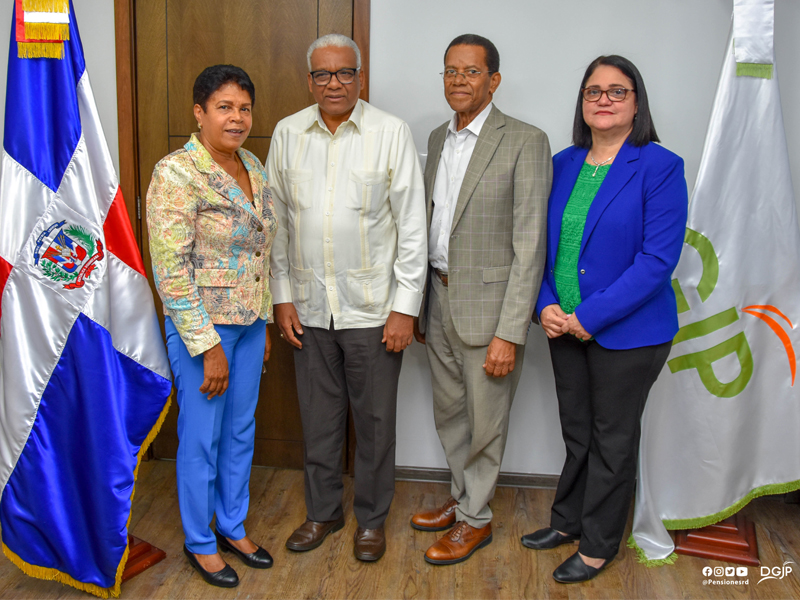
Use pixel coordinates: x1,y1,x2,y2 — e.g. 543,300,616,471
631,0,800,564
0,1,172,597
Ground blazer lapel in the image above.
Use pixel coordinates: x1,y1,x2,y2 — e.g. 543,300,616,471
451,106,504,233
579,142,639,257
238,149,264,222
186,134,261,223
425,124,447,228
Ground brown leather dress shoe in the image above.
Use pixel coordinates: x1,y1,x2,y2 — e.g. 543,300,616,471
353,526,386,561
424,521,492,565
411,497,458,531
285,517,345,552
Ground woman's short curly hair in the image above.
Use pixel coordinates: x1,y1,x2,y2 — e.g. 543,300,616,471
193,64,255,111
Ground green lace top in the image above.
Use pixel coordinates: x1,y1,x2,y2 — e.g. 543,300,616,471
554,163,610,314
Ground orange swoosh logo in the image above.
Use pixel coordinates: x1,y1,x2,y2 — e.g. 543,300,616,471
742,305,796,386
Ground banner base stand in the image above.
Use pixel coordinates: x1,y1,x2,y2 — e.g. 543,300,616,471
122,535,166,582
674,513,759,566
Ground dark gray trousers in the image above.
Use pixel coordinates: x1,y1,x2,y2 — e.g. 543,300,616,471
293,319,403,529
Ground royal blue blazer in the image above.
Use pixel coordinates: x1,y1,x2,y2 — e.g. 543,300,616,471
536,141,688,350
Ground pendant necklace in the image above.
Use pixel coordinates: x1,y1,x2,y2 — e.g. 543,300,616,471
589,153,614,177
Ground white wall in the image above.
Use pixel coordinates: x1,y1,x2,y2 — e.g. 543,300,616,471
373,0,800,475
0,0,119,172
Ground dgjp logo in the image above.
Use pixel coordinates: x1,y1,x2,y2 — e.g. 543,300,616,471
758,561,794,584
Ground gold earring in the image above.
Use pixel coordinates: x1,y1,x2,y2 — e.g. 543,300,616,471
197,123,202,129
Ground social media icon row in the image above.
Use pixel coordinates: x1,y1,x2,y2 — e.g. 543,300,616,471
702,566,748,577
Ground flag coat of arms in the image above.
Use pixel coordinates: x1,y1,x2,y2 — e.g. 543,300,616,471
0,0,172,596
631,0,800,563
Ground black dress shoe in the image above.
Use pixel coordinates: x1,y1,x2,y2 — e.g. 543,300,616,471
214,529,274,569
552,551,613,583
183,545,239,588
521,527,579,550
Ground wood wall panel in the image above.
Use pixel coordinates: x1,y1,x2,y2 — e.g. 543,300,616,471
252,440,304,471
353,0,370,102
135,1,169,200
319,0,353,37
255,323,303,439
154,404,178,459
114,0,139,240
167,136,186,154
134,0,168,324
135,0,172,460
242,138,272,164
166,0,317,138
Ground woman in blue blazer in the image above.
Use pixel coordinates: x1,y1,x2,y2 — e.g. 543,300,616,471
520,56,688,583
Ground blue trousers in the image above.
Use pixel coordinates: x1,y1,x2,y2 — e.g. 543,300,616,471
165,317,266,554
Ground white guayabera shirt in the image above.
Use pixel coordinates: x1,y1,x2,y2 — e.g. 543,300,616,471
267,99,427,330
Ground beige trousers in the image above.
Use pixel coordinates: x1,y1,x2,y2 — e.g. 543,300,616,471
425,275,525,527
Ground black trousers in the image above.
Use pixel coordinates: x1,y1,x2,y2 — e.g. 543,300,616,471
293,319,403,529
548,334,671,559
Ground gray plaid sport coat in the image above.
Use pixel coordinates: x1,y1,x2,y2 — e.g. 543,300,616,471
418,105,552,346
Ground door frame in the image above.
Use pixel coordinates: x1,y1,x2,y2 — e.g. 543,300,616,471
113,0,371,244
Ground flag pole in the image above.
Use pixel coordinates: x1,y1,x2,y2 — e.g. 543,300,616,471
673,513,758,566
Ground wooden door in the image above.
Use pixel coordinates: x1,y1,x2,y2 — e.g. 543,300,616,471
132,0,367,469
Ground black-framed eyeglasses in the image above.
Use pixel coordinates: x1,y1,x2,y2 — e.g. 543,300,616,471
440,69,494,81
310,68,359,86
582,87,635,102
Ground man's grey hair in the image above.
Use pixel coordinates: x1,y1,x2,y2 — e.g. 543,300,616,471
306,33,362,71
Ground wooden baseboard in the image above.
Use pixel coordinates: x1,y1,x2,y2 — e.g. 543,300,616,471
164,459,559,489
394,466,558,490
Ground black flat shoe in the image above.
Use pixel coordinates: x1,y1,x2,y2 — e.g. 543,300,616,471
183,545,239,588
215,529,273,569
521,527,579,550
552,551,613,583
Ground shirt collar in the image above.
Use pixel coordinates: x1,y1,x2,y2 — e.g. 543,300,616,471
311,98,364,135
447,101,493,138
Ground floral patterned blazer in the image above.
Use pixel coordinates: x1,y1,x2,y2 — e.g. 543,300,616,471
147,134,278,357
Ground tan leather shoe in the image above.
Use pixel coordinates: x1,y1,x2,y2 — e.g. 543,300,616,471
353,526,386,561
410,497,458,531
424,521,492,565
285,517,344,552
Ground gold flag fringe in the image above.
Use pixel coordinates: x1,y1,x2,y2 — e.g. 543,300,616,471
2,544,115,598
17,42,64,59
113,391,174,597
132,392,173,485
2,392,173,598
22,0,69,12
24,22,69,41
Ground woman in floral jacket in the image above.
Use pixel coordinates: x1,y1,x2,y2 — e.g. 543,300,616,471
147,64,277,588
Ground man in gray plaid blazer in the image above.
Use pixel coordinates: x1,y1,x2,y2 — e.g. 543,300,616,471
411,34,552,565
